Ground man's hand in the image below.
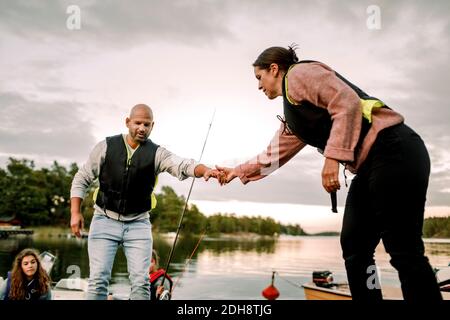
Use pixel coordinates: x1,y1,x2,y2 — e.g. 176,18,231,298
70,211,84,238
195,164,225,182
215,165,238,186
203,168,224,182
322,157,340,193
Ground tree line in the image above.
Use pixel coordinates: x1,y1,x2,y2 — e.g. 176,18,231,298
0,158,306,236
422,217,450,238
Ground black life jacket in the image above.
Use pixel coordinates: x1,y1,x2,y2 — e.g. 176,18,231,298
282,60,387,156
95,134,159,215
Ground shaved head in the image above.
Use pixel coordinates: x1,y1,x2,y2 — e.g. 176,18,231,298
129,104,153,120
126,104,155,146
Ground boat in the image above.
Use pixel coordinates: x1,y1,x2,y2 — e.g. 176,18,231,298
302,269,450,300
52,278,88,300
303,282,404,300
39,251,88,299
39,251,88,300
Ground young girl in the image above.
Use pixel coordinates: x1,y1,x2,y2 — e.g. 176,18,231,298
0,248,52,300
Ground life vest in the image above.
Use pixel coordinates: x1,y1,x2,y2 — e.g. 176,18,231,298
283,61,388,155
95,134,159,215
150,269,173,285
150,269,173,300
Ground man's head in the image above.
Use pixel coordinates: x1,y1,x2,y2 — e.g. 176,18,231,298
126,104,154,144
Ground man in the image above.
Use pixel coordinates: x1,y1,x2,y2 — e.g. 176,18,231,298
70,104,220,300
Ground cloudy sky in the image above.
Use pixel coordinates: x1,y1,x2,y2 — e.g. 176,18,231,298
1,0,449,232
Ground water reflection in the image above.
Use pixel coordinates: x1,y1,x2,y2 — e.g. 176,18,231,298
1,234,448,299
0,234,276,282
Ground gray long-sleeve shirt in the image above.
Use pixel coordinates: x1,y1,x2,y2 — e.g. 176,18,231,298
70,134,199,221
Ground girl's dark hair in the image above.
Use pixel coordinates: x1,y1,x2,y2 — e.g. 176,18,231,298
253,44,299,72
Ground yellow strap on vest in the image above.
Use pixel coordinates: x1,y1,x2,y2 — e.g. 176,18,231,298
360,99,385,123
284,65,300,106
285,64,384,123
151,175,158,210
93,186,99,202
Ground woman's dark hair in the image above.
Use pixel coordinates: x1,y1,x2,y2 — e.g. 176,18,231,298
253,44,299,72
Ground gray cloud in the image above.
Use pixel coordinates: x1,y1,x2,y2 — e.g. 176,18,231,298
0,0,235,47
0,91,96,162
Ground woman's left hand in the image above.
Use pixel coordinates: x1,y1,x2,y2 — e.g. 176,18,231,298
322,158,340,193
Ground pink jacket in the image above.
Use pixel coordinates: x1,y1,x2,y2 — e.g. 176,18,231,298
235,61,404,184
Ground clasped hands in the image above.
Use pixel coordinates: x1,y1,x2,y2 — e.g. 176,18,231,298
203,157,342,193
203,165,237,186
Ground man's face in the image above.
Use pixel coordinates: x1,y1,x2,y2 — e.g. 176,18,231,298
126,108,154,143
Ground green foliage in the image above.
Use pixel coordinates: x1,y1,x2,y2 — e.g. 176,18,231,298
0,158,78,227
280,223,308,236
423,217,450,238
150,186,187,232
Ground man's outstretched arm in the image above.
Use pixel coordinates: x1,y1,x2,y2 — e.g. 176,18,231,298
155,146,222,181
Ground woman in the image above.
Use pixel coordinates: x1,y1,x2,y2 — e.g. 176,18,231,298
0,248,52,300
217,45,442,301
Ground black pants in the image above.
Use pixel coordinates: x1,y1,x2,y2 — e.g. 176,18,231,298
340,123,442,301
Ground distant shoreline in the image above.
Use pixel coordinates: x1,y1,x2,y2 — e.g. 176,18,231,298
4,226,449,241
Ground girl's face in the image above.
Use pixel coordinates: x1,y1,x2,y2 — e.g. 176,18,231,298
21,255,38,279
254,64,283,100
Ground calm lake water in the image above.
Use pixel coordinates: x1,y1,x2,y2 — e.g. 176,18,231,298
1,233,449,300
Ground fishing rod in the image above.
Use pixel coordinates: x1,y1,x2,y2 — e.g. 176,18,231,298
170,227,208,293
160,109,216,292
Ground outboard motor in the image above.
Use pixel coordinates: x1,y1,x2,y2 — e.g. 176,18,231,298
312,270,334,288
436,266,450,292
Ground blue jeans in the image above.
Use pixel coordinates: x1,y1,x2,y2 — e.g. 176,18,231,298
86,214,152,300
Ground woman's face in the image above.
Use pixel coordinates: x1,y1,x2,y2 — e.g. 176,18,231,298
21,255,38,279
254,64,283,100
